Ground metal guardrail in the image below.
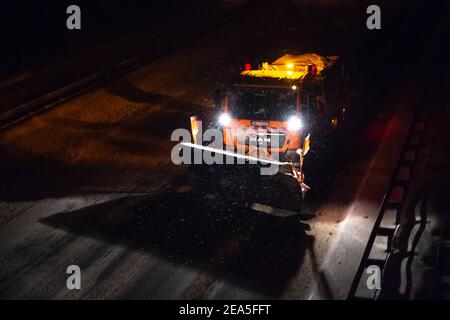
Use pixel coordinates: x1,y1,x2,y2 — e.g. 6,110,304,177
347,105,431,300
0,52,153,131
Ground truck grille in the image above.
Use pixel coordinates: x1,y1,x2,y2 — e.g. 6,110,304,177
237,132,286,149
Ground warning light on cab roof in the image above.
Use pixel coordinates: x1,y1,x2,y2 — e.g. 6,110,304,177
240,53,338,80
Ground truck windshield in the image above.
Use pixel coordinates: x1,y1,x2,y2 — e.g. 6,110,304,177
227,86,297,121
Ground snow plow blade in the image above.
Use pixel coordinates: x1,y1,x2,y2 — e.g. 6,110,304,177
180,142,310,213
180,142,291,166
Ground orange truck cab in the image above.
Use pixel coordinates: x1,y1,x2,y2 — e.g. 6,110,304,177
212,53,342,165
216,81,304,163
186,53,346,200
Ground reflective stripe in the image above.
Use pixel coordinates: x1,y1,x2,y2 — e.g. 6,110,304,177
180,142,290,166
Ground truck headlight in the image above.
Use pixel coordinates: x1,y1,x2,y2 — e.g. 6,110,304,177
287,115,303,131
218,113,231,126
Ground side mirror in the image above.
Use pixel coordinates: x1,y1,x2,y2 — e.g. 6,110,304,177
302,133,311,156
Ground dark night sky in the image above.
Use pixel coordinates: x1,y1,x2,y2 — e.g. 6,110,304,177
1,0,449,77
0,1,209,74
